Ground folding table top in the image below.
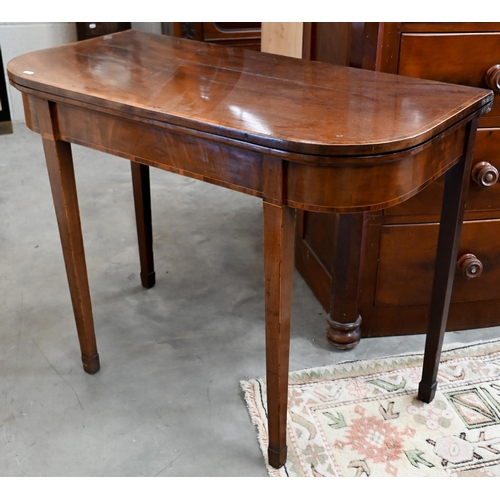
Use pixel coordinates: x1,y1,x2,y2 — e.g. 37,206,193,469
7,29,494,157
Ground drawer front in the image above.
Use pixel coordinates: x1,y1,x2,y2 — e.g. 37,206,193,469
384,127,500,216
374,219,500,306
399,33,500,122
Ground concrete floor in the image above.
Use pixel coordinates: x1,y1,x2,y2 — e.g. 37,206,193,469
1,123,500,477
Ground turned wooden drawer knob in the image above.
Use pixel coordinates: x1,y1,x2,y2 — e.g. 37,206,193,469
472,161,499,187
457,253,483,279
486,64,500,92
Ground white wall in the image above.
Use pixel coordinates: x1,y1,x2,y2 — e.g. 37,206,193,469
0,22,77,122
131,22,162,34
0,22,163,122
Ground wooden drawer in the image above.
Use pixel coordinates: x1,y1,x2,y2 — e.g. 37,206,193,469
399,33,500,125
384,127,500,217
374,218,500,307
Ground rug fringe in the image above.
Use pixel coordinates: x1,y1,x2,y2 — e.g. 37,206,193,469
240,380,281,477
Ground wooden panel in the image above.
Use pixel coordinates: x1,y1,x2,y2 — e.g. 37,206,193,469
399,33,500,124
294,228,334,312
261,22,304,58
301,212,337,271
55,101,264,197
375,219,500,307
401,22,500,34
365,298,500,337
204,22,260,38
174,23,261,50
286,123,465,213
303,23,351,65
203,22,261,50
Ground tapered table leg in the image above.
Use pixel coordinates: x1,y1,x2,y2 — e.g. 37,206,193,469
263,201,295,469
131,162,155,289
35,98,99,374
418,119,479,403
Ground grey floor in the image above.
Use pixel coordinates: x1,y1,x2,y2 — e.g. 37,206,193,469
1,123,500,477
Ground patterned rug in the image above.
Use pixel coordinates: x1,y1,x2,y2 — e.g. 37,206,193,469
241,339,500,477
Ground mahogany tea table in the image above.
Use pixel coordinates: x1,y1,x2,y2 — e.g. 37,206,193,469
7,30,493,469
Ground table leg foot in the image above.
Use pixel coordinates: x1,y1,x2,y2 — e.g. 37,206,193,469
82,353,100,374
326,314,361,350
418,380,438,404
268,445,287,469
141,271,156,289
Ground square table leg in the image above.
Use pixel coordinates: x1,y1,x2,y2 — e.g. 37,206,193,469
263,201,296,469
418,118,479,403
131,161,156,289
34,98,100,374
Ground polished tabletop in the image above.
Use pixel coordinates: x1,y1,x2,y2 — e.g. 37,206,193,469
7,29,493,156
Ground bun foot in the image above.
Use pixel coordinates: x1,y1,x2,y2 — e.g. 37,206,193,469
326,314,362,350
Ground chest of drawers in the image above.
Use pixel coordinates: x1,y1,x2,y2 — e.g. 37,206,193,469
295,22,500,347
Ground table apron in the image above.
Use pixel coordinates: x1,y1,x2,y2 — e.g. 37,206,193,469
25,94,470,213
287,123,466,213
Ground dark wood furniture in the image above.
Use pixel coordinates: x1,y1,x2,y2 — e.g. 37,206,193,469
0,46,13,134
295,22,500,348
7,29,492,468
173,22,261,50
76,22,131,41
